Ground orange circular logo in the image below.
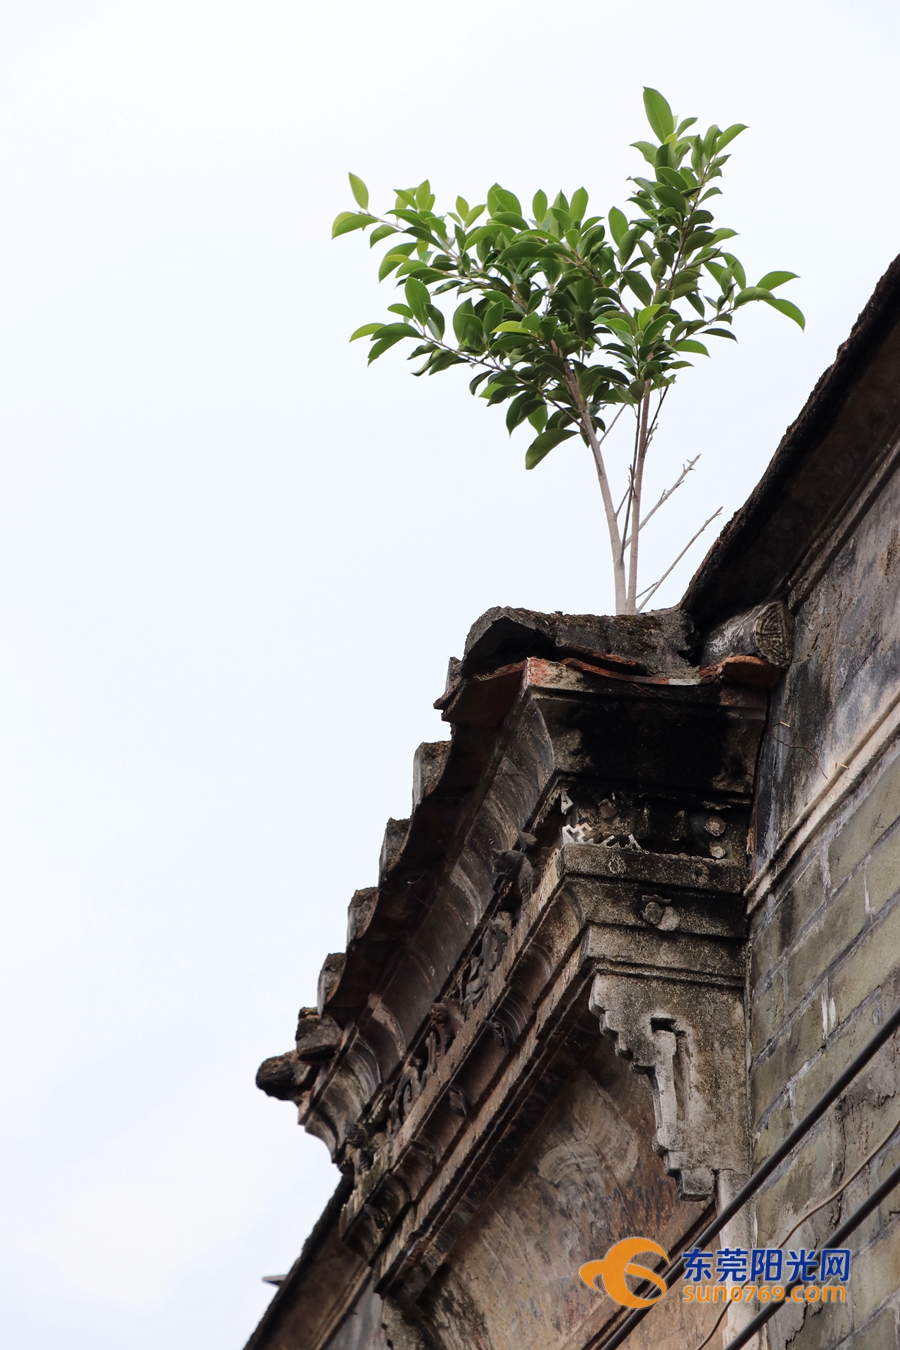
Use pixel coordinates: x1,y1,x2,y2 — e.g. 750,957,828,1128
579,1237,670,1308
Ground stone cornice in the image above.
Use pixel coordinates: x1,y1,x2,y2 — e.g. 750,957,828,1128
256,606,781,1318
254,607,778,1309
342,839,750,1296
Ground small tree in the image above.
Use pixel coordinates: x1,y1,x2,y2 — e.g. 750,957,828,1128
333,88,803,615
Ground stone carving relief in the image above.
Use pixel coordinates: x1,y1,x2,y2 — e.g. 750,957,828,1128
351,832,542,1167
343,788,748,1191
377,1001,464,1145
491,831,536,908
255,1008,342,1109
460,913,513,1015
551,784,747,873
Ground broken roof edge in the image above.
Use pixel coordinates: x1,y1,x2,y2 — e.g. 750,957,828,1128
243,1173,356,1350
682,250,900,628
457,604,696,678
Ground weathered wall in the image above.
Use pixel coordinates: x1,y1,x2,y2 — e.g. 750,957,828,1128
414,1034,716,1350
326,1288,388,1350
748,444,900,1348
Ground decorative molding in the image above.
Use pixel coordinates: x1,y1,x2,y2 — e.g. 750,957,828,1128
590,972,748,1200
257,617,770,1306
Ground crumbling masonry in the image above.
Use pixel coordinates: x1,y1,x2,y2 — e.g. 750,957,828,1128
247,256,900,1350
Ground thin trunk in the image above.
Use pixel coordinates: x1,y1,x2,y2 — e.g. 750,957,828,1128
625,387,652,613
563,362,627,613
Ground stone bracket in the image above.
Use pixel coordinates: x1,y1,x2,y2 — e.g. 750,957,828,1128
589,970,748,1200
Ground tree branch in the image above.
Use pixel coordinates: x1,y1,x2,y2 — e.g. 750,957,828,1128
618,408,642,567
623,455,700,548
625,385,652,611
635,507,722,612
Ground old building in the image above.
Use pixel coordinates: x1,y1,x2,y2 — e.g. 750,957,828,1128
246,256,900,1350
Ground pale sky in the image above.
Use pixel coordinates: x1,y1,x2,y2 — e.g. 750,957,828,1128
1,3,897,1346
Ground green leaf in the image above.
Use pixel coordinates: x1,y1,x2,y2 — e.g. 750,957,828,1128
762,295,806,329
452,300,474,344
405,276,430,324
348,173,369,209
465,225,497,248
532,189,548,222
608,206,628,247
676,339,709,356
716,123,747,150
493,320,531,335
622,270,653,305
579,365,614,398
528,404,548,432
642,314,672,345
631,140,660,167
734,286,772,307
756,271,799,292
371,322,419,339
604,314,636,336
571,187,589,221
643,87,675,141
525,428,577,469
483,379,518,404
332,211,376,238
493,210,529,229
456,196,469,218
684,229,715,253
506,390,541,433
369,223,395,247
482,301,505,334
655,184,687,214
425,305,445,340
657,166,689,190
367,325,420,361
426,350,466,373
618,227,640,265
499,240,542,263
488,185,522,216
705,326,738,340
725,256,747,288
378,245,415,281
637,303,665,330
349,322,383,341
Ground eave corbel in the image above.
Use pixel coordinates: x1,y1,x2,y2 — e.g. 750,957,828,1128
589,967,748,1201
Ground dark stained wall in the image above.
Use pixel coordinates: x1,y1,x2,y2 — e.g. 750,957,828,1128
746,438,900,1348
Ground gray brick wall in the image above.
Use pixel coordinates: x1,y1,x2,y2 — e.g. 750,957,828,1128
749,746,900,1348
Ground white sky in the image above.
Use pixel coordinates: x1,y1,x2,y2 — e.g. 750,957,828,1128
0,2,897,1346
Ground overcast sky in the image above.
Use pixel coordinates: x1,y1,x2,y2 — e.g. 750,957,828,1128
0,3,897,1347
